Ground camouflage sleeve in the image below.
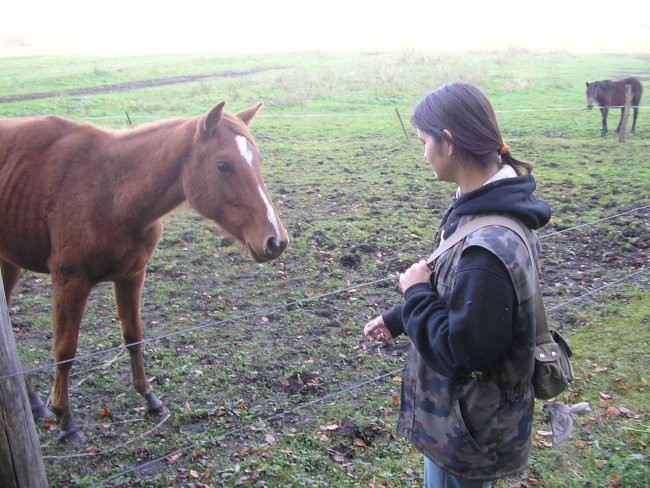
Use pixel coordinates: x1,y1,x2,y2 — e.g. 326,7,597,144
402,247,516,379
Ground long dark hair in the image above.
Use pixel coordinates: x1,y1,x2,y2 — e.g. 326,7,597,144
410,81,532,175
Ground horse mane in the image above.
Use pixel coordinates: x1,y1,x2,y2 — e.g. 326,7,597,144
220,111,257,144
109,110,256,146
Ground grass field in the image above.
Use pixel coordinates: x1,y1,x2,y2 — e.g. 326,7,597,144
1,49,648,487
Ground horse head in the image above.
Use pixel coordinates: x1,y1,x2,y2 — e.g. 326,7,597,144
184,102,288,263
585,81,596,109
585,80,609,109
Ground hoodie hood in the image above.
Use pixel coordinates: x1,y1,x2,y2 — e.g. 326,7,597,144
440,174,552,238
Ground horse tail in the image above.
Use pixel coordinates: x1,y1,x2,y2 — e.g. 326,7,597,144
631,78,643,106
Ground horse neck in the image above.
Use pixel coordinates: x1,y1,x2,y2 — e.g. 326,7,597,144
110,119,194,224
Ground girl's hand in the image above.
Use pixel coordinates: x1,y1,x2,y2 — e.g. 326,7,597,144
363,316,393,343
399,260,432,293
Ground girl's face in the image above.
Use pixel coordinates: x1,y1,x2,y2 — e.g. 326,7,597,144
417,128,456,183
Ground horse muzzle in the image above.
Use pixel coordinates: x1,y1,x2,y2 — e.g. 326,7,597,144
247,235,288,263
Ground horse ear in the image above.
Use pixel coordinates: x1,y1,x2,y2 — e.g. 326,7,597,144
198,102,226,137
586,82,589,87
236,102,263,126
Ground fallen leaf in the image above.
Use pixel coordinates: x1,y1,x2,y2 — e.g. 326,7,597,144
603,406,621,419
265,434,277,445
333,454,346,463
537,430,553,437
166,454,180,463
354,438,367,448
189,469,199,478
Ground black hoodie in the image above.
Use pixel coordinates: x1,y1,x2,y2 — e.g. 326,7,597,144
382,174,551,380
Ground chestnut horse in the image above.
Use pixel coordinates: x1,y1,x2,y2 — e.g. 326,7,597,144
0,102,288,447
585,77,643,137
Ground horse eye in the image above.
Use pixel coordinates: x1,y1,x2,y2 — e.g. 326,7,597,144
216,161,233,173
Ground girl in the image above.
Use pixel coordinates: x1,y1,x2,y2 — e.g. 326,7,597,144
364,81,551,487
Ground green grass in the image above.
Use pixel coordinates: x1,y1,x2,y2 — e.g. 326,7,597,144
1,49,648,487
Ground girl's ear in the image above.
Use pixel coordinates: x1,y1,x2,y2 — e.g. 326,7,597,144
442,129,454,156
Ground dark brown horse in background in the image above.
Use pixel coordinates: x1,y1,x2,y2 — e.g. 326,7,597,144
0,102,288,447
585,77,643,137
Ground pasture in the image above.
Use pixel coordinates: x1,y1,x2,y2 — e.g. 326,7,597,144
0,49,648,487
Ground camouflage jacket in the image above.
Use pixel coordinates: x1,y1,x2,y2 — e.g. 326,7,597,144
397,213,540,481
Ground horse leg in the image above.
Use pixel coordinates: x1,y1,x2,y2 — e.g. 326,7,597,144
615,107,624,133
1,260,53,420
600,107,608,137
50,273,92,448
631,107,638,133
114,271,165,416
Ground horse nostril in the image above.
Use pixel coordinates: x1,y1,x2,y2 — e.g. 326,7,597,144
265,237,280,256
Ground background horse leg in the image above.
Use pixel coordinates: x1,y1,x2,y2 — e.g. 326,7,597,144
50,272,92,448
114,272,165,416
615,107,624,133
599,107,608,137
1,260,52,419
631,107,639,133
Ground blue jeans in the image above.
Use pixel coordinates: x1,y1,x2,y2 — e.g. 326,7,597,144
424,457,492,488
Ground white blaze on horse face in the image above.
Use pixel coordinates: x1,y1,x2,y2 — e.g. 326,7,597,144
235,135,282,241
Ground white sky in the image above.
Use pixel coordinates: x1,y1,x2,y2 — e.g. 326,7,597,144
1,0,649,56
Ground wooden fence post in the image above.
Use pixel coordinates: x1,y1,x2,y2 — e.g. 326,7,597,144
618,84,632,142
0,274,49,487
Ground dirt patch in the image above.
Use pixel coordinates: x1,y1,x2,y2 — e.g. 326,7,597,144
0,67,285,103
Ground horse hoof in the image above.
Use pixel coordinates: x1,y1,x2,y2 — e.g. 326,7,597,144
32,404,54,421
29,393,53,420
145,391,166,416
58,428,87,449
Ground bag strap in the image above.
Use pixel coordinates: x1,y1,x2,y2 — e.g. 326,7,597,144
426,215,552,344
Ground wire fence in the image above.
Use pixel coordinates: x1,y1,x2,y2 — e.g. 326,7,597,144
67,105,650,124
3,204,648,382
